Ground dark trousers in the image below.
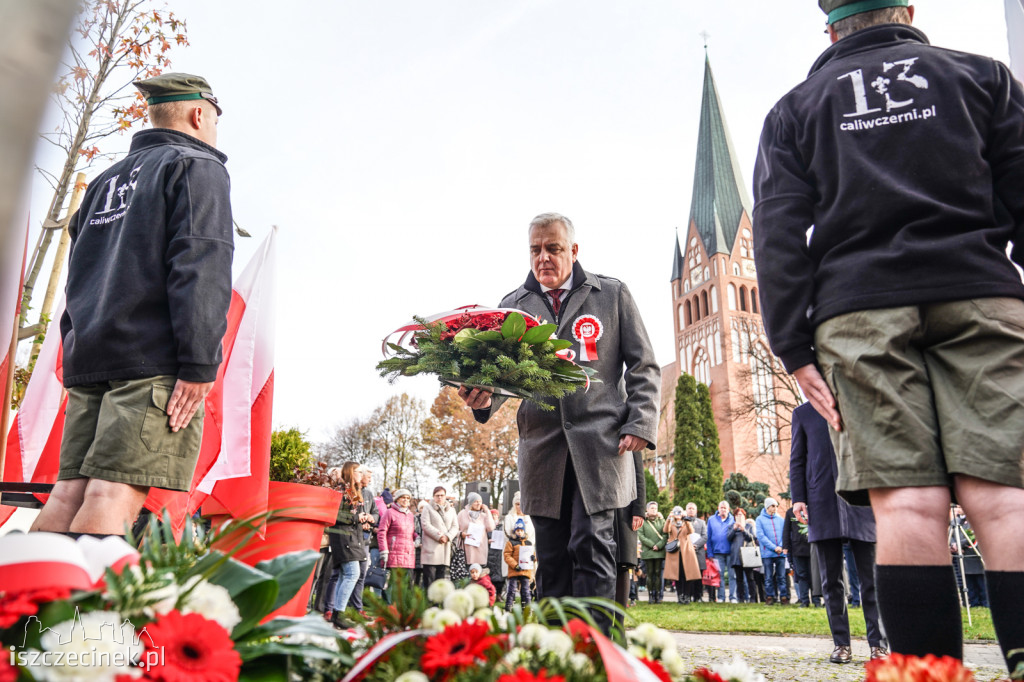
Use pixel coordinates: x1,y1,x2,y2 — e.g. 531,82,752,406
730,564,749,601
422,564,449,587
645,558,664,596
531,456,617,609
349,558,368,610
791,554,811,605
816,538,884,647
506,575,532,610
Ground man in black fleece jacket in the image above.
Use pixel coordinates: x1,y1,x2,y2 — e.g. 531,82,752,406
753,1,1024,673
32,73,233,537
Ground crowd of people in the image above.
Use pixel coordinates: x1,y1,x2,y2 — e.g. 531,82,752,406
313,464,537,627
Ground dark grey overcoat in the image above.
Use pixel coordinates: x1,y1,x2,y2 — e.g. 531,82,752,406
476,261,660,518
789,403,876,543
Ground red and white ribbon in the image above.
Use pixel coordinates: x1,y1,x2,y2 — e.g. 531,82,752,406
340,629,426,682
571,315,603,362
0,533,139,593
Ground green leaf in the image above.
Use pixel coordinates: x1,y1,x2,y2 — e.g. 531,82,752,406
522,323,556,344
500,312,527,341
239,659,289,682
237,641,345,663
452,328,483,348
549,338,573,351
475,330,503,342
240,614,339,642
254,551,321,612
195,553,279,636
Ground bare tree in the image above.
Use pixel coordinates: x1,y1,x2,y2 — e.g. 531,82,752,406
318,417,372,469
366,393,426,491
728,328,804,493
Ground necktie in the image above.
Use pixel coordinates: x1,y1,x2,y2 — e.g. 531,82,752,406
548,289,566,315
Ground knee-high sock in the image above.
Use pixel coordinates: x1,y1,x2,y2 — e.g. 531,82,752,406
985,570,1024,676
875,564,962,659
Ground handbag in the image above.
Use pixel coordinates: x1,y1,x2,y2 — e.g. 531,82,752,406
450,539,470,582
664,539,679,553
702,556,721,587
740,544,762,568
365,563,390,590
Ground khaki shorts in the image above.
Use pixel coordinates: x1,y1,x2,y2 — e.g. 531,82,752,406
815,298,1024,505
58,375,204,492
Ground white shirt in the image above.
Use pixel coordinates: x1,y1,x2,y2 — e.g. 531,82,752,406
540,272,573,295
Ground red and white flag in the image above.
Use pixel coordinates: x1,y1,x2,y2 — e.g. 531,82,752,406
0,296,67,528
1008,0,1024,82
145,228,277,531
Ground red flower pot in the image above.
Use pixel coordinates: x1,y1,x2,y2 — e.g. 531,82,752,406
203,481,342,621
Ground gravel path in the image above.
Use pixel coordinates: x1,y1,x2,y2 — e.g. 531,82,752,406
668,631,1008,681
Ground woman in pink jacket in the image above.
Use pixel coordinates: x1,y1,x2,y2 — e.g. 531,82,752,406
458,492,495,567
377,489,418,572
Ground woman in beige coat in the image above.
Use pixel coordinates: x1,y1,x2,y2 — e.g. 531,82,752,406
458,492,495,567
420,486,459,586
663,506,701,603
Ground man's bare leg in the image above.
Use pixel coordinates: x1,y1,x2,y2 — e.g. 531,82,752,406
30,478,88,532
68,478,149,535
869,485,962,659
955,475,1024,675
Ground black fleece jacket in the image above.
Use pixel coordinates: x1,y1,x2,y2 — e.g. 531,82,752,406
61,129,234,387
753,25,1024,372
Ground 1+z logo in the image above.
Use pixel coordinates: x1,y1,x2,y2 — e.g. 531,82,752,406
837,57,929,117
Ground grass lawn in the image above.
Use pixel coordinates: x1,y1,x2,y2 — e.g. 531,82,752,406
627,601,996,641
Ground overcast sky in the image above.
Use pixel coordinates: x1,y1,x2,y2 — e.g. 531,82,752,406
27,0,1014,445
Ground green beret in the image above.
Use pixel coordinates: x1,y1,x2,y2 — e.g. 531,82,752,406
133,72,222,115
819,0,909,24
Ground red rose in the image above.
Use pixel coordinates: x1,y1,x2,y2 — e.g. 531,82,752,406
140,610,241,682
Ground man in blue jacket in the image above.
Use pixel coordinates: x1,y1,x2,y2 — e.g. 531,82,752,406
756,498,788,605
706,500,734,603
32,73,233,537
754,0,1024,671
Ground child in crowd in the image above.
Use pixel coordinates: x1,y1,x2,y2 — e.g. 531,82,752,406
469,563,496,606
503,519,535,611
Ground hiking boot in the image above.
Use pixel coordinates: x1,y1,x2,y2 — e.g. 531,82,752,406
870,646,889,660
765,596,774,606
780,597,790,605
829,646,852,664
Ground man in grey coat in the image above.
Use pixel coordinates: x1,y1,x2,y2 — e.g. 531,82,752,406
460,212,660,617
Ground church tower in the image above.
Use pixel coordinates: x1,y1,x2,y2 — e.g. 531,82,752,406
654,55,792,495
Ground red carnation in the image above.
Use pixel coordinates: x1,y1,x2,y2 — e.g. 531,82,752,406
140,610,241,682
0,587,72,628
864,652,975,682
640,657,673,682
564,619,596,654
0,644,17,682
497,670,566,682
691,667,727,682
420,619,501,679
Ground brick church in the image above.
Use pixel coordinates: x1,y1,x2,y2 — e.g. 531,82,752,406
651,56,795,497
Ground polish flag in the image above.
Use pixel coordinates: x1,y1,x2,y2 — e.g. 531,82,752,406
144,228,276,531
1008,0,1024,82
0,296,67,529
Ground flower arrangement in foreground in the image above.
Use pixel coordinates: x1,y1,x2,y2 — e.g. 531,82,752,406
0,515,351,682
377,307,597,410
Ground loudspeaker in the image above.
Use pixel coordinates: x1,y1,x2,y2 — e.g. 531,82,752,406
465,481,491,507
502,479,520,515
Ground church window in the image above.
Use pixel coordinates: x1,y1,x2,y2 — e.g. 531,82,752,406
703,266,709,281
693,295,701,321
733,263,741,276
684,301,692,327
693,347,711,386
727,284,737,310
701,291,709,317
739,285,748,312
731,329,740,361
710,285,718,313
751,287,759,314
750,342,780,455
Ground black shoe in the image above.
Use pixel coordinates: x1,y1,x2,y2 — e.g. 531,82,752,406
870,646,889,660
829,646,852,664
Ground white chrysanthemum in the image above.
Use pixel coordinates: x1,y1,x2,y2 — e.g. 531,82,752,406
421,607,442,631
426,578,456,604
432,609,463,629
442,590,476,620
395,672,430,682
180,578,242,633
489,607,509,629
630,622,659,647
649,628,677,655
471,607,494,622
538,629,574,658
34,610,141,681
515,623,548,648
661,650,686,678
628,644,649,660
569,652,593,674
464,583,490,610
502,648,528,666
711,656,765,682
